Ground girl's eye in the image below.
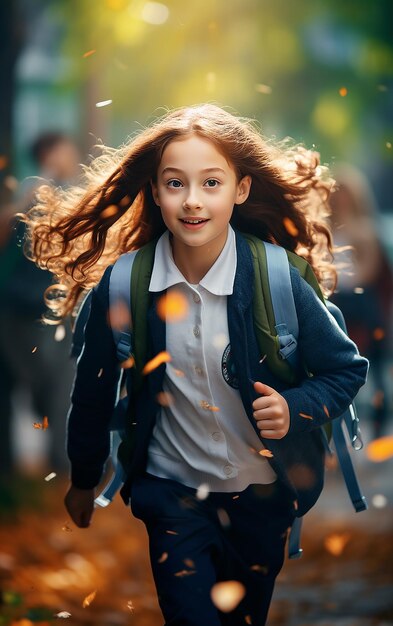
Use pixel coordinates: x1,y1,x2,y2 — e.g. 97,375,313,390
205,179,219,187
167,179,183,188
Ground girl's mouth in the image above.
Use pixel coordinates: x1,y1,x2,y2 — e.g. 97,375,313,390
179,217,209,229
180,218,209,224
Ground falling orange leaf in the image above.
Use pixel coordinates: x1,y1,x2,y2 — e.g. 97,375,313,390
373,327,385,341
83,49,96,58
121,356,135,369
283,217,299,237
232,495,240,500
109,300,131,330
166,530,178,535
157,291,189,323
199,400,220,412
299,412,313,420
173,368,185,377
250,564,269,574
372,390,384,409
0,155,8,170
97,368,104,377
245,616,253,625
339,87,348,97
324,533,350,556
293,500,299,511
54,611,72,618
32,346,38,353
366,436,393,462
156,391,174,406
158,552,168,563
210,580,246,613
174,569,196,577
82,590,97,608
126,600,134,612
142,351,171,375
33,416,48,430
183,558,195,568
259,449,273,458
101,204,119,219
323,405,330,417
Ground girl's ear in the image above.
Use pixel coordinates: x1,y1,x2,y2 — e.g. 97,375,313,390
150,179,160,207
235,175,252,205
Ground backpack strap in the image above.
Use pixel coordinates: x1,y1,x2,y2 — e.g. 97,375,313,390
259,238,368,557
109,251,139,362
263,241,299,370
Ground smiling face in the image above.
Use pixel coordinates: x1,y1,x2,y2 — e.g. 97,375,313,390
151,134,251,261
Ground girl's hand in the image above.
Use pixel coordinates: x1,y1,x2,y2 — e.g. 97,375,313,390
64,485,95,528
252,381,290,439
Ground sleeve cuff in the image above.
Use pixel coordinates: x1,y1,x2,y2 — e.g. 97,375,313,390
71,464,104,489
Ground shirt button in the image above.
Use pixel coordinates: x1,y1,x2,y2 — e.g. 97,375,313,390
194,366,204,376
223,465,233,476
193,325,200,337
193,293,201,303
212,432,222,442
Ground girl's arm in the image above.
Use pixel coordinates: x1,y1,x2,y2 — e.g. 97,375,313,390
280,267,369,435
66,266,122,489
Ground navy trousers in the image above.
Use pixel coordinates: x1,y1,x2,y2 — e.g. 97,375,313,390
130,473,295,625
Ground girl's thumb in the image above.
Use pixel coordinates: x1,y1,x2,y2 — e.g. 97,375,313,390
254,381,275,396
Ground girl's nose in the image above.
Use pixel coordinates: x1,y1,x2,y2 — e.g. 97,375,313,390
183,190,202,211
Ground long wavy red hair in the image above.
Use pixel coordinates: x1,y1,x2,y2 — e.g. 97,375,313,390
23,103,337,320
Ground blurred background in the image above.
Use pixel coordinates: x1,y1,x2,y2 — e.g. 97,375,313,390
0,1,392,625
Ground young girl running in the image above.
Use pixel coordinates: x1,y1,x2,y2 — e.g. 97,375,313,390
25,104,368,625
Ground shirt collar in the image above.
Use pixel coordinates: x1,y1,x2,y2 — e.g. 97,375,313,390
149,226,237,295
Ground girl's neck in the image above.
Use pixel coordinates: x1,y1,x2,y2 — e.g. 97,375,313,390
170,231,228,284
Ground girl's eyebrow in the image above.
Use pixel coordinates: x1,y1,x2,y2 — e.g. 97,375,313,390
161,166,227,175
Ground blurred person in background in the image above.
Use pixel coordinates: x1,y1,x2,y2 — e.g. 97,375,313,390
0,132,80,477
330,163,393,440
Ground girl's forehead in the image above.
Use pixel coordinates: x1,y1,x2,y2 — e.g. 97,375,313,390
159,134,232,171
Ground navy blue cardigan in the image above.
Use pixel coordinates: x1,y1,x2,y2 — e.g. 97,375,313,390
67,232,368,516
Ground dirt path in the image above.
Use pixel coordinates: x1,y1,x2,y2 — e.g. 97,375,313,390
0,455,392,626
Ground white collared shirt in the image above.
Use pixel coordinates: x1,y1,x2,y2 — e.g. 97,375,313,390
146,226,277,492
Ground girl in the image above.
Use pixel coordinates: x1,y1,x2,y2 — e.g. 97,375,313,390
25,104,368,625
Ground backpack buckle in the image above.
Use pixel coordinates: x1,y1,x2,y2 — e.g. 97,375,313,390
276,324,298,360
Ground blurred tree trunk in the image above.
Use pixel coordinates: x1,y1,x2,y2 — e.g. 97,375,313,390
0,1,24,207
